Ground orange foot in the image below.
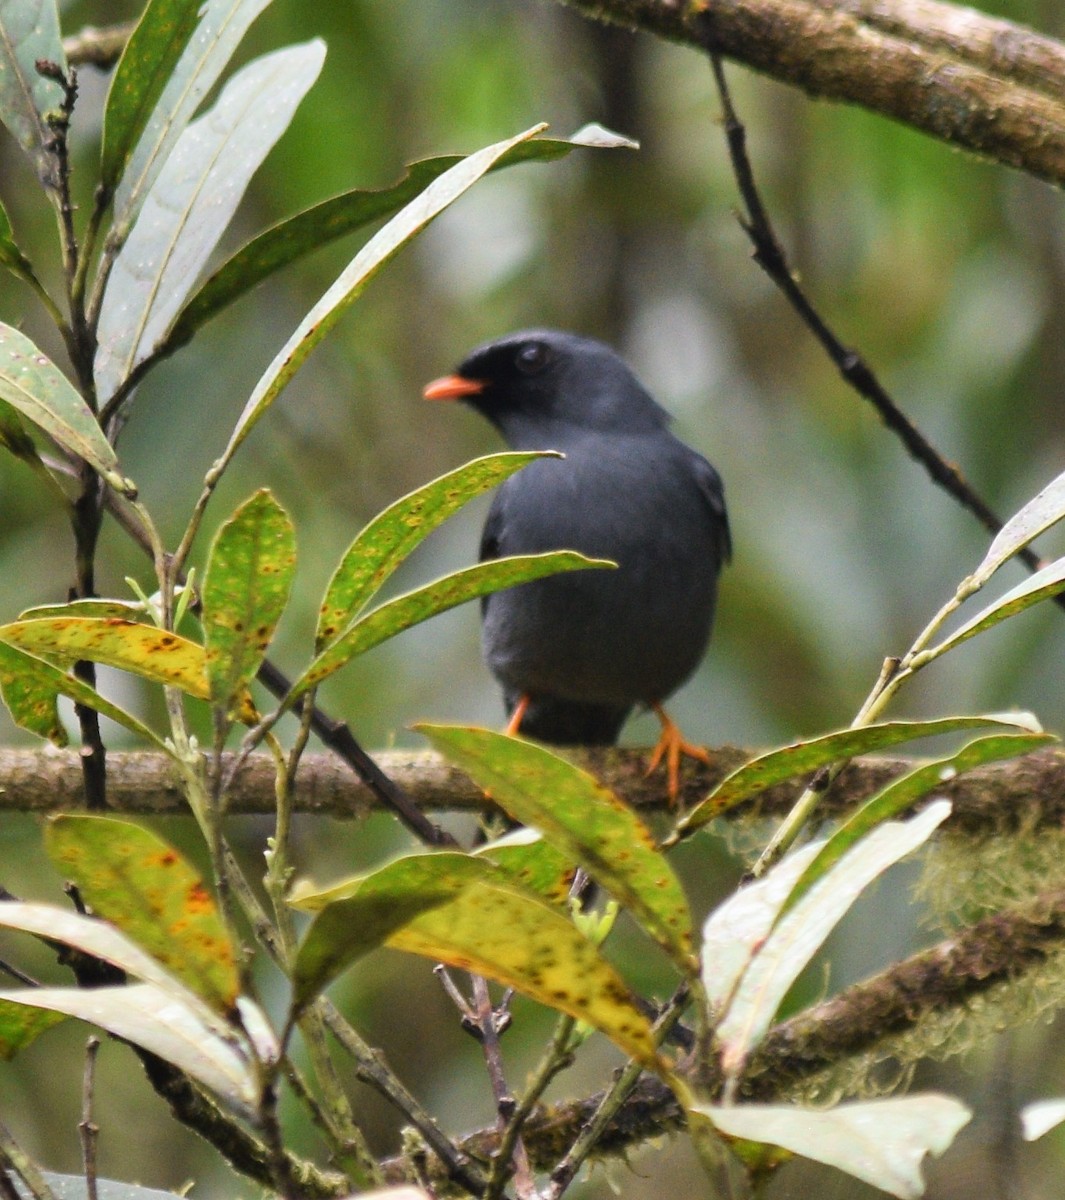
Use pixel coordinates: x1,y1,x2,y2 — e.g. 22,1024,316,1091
646,703,711,804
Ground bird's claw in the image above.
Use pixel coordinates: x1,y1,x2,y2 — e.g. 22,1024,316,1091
646,705,711,805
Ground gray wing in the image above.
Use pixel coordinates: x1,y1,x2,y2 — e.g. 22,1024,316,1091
690,451,732,566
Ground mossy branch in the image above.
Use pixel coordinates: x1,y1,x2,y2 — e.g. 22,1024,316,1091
2,743,1062,830
557,0,1065,188
379,882,1065,1191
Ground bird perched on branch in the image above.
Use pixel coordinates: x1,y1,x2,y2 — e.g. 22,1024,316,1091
424,329,730,799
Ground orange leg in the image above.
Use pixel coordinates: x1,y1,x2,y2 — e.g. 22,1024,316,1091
504,694,530,737
646,703,711,804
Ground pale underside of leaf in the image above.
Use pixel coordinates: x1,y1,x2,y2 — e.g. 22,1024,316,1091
0,984,256,1112
698,1095,971,1199
113,0,274,232
95,40,325,401
711,802,951,1074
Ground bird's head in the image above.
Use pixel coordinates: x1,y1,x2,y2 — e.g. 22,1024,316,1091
423,329,670,446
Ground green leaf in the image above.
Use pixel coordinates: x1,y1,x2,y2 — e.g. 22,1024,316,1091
19,598,148,622
779,733,1053,917
0,998,65,1059
291,552,612,703
0,640,166,750
0,639,65,743
45,815,239,1013
697,1096,971,1199
112,0,273,234
0,323,120,482
291,852,658,1066
0,0,66,187
420,724,694,970
95,41,325,401
970,465,1065,590
706,802,951,1076
99,0,205,194
169,124,636,347
0,617,208,700
677,713,1042,833
0,193,34,278
927,555,1065,659
0,395,41,461
316,452,553,650
203,489,295,717
473,829,575,904
219,123,549,468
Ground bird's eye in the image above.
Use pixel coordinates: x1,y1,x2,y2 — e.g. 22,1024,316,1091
515,342,551,375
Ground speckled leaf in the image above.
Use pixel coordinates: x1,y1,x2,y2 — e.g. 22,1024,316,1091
221,124,547,466
20,598,148,622
779,733,1053,918
170,124,635,347
203,489,294,715
0,639,165,749
0,0,66,187
697,1096,971,1200
0,998,65,1058
316,452,550,650
99,0,204,193
473,830,575,904
0,323,119,480
0,638,64,742
291,851,483,1004
678,713,1042,833
0,984,256,1111
113,0,273,234
291,552,612,702
711,803,951,1077
292,852,657,1065
421,724,693,969
45,815,239,1013
929,555,1065,659
0,616,208,699
96,41,325,401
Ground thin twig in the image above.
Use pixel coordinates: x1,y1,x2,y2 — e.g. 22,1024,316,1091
699,26,1065,612
79,1037,101,1200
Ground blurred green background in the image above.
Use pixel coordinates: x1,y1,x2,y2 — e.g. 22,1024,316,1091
3,0,1065,1196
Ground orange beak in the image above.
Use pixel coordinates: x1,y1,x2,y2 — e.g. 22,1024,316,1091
423,374,486,401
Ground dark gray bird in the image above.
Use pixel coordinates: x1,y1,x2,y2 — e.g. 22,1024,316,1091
424,329,730,798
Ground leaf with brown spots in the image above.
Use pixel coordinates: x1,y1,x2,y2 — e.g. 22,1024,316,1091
45,815,239,1013
315,452,550,651
420,725,694,972
0,639,166,750
0,616,209,699
291,852,657,1066
202,489,295,722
